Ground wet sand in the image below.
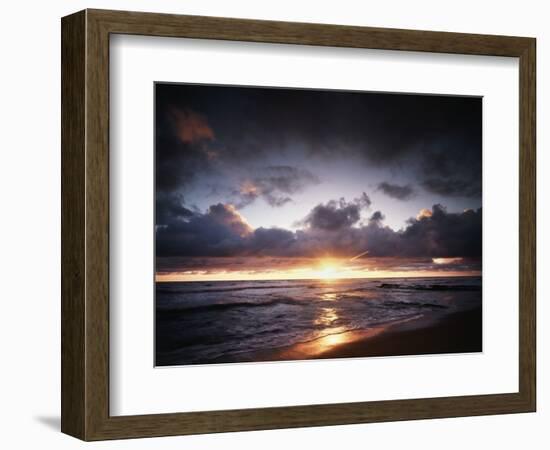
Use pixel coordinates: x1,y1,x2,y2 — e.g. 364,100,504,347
247,306,482,363
307,306,482,360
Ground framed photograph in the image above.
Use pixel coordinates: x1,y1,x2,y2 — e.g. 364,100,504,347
61,9,536,440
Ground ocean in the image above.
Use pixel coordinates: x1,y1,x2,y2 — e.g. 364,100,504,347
155,276,482,366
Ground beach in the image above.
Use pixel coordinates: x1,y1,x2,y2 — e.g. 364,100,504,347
275,306,482,362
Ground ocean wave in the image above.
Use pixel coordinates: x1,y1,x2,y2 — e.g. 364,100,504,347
377,283,480,291
156,297,301,315
383,300,447,309
157,282,313,295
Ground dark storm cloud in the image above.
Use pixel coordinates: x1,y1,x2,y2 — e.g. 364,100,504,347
358,192,372,208
265,196,293,207
303,200,361,231
369,211,385,224
377,182,415,200
156,203,253,257
421,177,481,197
260,166,319,193
155,104,222,193
298,193,371,231
156,198,481,259
155,192,195,226
155,84,481,200
412,133,482,198
369,205,481,258
398,204,482,257
234,165,319,208
155,84,482,260
155,134,216,193
249,227,296,254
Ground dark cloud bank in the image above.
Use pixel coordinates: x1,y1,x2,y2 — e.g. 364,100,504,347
155,84,482,264
377,182,415,200
156,196,481,259
155,83,482,203
298,193,371,231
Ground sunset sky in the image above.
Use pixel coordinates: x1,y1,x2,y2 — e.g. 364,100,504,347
155,84,482,282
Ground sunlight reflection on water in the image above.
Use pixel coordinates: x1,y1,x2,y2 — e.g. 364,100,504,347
320,292,338,301
314,307,339,326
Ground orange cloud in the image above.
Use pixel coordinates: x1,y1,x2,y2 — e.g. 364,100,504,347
416,208,433,220
170,108,215,144
239,180,260,197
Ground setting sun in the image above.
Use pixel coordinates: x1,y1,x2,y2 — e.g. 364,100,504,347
317,259,341,279
155,255,481,283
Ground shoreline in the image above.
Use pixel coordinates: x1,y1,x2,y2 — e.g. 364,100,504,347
229,306,482,364
293,306,482,361
159,306,482,366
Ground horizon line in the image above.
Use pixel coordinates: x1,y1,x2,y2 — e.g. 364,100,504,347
155,271,482,283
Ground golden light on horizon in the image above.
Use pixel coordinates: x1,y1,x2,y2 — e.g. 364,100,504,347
433,257,463,265
156,268,480,283
318,264,337,279
155,255,480,283
315,258,346,280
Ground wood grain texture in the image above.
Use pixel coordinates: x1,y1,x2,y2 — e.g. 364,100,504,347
518,39,536,410
61,10,86,439
61,9,537,441
89,8,532,56
84,10,111,439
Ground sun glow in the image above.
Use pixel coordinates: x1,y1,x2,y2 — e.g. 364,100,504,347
433,257,464,265
317,259,340,279
155,256,481,282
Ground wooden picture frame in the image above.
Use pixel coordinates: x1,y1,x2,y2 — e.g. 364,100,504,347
61,9,536,441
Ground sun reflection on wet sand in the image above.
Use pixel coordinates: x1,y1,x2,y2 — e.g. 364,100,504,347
277,326,387,360
275,313,427,361
319,331,348,348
